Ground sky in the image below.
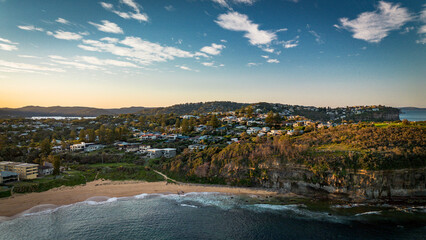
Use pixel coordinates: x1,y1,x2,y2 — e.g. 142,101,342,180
0,0,425,108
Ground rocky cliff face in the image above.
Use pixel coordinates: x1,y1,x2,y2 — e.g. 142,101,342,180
261,165,425,202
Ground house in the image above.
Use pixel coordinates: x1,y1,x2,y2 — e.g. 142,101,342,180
257,132,266,137
85,144,105,152
181,115,199,119
262,127,271,132
39,166,54,176
70,142,104,152
268,130,284,136
195,125,207,132
188,144,206,151
52,145,62,153
147,149,164,158
0,171,18,184
247,127,262,135
146,148,177,159
0,161,38,180
163,148,177,158
70,142,86,151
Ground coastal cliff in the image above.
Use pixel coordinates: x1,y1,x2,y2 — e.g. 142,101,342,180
261,165,425,202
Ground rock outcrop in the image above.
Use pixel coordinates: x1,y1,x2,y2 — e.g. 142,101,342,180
261,165,425,202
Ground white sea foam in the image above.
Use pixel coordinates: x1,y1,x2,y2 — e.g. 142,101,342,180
246,204,348,224
331,203,367,209
355,211,381,216
180,203,198,208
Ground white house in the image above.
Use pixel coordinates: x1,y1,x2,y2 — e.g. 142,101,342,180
247,127,262,135
188,144,206,151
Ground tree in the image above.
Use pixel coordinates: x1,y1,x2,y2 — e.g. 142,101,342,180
181,119,190,133
402,119,410,125
175,118,181,129
87,129,96,142
51,155,61,175
246,106,254,117
40,137,52,158
97,125,107,143
78,129,86,142
209,115,220,128
70,130,77,140
265,111,282,128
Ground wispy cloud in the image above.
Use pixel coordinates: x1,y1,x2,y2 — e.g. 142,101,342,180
200,43,225,55
100,37,119,43
215,11,276,46
176,65,199,72
77,56,139,68
281,36,300,48
18,55,40,59
212,0,230,8
100,1,149,22
78,36,207,65
47,30,83,40
212,0,257,9
336,1,412,43
201,61,224,67
266,59,279,63
247,62,261,67
0,37,18,51
55,18,70,24
48,55,67,60
17,25,44,32
306,25,323,44
89,20,123,34
0,59,64,73
0,43,18,51
164,5,175,12
50,59,102,70
417,5,426,44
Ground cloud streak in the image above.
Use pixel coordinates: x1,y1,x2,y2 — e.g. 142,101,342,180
47,30,83,40
100,1,149,22
0,37,18,51
89,20,123,34
78,36,207,65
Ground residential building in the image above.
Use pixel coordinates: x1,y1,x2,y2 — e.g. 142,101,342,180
0,171,18,184
146,148,177,159
0,161,38,180
39,166,54,176
85,144,105,152
188,144,206,151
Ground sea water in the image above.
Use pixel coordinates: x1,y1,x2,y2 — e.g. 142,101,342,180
0,193,425,240
399,109,426,122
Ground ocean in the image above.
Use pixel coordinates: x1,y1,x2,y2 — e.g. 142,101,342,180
399,109,426,122
0,193,425,240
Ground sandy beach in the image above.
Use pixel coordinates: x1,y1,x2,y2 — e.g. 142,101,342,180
0,180,287,217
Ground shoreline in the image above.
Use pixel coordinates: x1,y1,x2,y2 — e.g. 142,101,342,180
0,180,296,217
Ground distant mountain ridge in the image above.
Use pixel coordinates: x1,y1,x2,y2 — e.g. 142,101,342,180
137,101,249,116
399,107,426,111
0,101,404,120
0,106,146,118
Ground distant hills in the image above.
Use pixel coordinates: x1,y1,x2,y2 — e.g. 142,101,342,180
0,101,410,120
0,102,249,118
399,107,426,111
137,101,249,116
0,106,146,118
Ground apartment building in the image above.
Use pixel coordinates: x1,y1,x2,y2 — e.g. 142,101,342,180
0,161,38,180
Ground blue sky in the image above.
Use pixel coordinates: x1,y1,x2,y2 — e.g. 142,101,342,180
0,0,425,108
